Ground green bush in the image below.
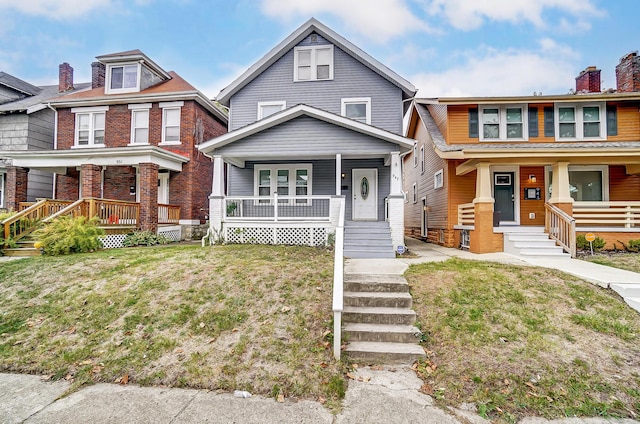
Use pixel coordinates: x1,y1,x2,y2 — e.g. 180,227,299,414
0,210,17,222
34,216,105,256
576,234,606,251
123,231,171,247
616,239,640,253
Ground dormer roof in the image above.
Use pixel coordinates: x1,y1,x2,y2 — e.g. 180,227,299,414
96,49,171,81
216,18,416,106
0,72,41,97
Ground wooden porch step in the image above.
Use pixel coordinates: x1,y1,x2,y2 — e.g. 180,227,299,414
2,248,41,257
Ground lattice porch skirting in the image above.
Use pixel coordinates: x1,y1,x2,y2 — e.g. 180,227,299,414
224,222,331,246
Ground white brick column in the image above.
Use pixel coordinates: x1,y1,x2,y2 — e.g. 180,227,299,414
387,195,405,250
209,196,224,242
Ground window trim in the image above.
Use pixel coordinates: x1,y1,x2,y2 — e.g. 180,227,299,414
128,103,151,145
413,143,418,167
159,101,184,145
341,97,371,124
554,102,606,141
71,106,108,148
105,63,141,94
293,45,334,82
412,182,418,204
434,169,444,189
257,101,286,120
479,104,528,142
254,164,313,205
420,145,425,175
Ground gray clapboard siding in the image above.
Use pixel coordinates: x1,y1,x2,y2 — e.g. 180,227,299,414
26,109,54,150
27,169,54,201
217,116,397,157
228,158,389,221
0,114,29,149
230,34,403,134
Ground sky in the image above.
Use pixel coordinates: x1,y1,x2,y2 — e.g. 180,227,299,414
1,0,639,100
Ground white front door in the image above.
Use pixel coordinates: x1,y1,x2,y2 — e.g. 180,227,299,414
352,168,377,220
158,173,169,204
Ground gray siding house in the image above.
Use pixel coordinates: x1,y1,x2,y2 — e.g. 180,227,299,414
198,18,416,257
0,67,90,209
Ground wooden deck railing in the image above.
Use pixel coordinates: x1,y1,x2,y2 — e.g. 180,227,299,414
457,202,475,226
573,201,640,228
45,198,141,226
158,204,180,224
2,199,73,243
224,195,332,222
545,203,576,258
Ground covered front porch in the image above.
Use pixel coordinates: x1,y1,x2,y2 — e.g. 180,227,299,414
454,157,640,257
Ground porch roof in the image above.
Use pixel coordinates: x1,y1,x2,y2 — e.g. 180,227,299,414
198,104,414,167
2,145,189,173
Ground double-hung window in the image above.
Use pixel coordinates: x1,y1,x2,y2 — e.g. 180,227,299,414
105,63,140,94
129,103,151,144
255,164,312,205
160,101,183,144
72,106,108,147
480,105,527,141
341,98,371,124
294,45,334,81
555,103,605,140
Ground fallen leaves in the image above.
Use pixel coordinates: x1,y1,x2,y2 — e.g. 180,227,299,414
116,374,129,385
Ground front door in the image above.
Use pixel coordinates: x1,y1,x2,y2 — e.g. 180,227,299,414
158,173,169,204
352,169,377,220
494,172,515,222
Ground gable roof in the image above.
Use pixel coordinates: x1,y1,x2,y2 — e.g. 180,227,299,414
0,72,41,97
198,103,414,156
216,18,416,106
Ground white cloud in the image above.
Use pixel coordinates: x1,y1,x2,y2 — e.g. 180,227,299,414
424,0,603,31
259,0,430,43
411,44,579,97
0,0,112,19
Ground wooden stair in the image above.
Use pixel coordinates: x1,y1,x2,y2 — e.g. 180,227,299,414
343,273,425,364
2,239,41,257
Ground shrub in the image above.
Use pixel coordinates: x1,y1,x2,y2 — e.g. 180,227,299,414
616,239,640,253
34,216,105,256
0,210,17,222
576,234,606,251
123,230,171,247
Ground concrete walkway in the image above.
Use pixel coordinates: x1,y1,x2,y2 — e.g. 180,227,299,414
3,239,640,423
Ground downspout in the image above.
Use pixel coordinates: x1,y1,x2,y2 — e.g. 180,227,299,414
46,103,58,199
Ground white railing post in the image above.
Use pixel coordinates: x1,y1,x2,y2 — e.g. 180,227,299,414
273,193,278,222
332,197,345,361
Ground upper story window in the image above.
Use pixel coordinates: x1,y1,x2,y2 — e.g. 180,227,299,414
294,45,334,82
257,101,286,120
480,105,528,141
434,169,444,189
160,101,183,145
341,97,371,124
72,106,108,147
555,103,605,140
105,63,140,94
128,104,151,145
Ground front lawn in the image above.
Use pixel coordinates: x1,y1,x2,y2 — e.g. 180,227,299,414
0,244,345,406
581,251,640,274
406,259,640,423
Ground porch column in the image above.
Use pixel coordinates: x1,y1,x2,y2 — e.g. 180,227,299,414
209,155,224,243
80,164,102,199
139,163,159,232
470,162,500,253
387,151,405,250
549,162,573,215
5,166,28,211
335,154,341,196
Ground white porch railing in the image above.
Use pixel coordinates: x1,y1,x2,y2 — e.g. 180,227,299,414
545,203,576,258
332,196,345,361
224,194,332,222
574,201,640,228
457,202,475,226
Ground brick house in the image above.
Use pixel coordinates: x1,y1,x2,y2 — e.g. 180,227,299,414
404,51,640,257
0,67,90,209
4,50,227,240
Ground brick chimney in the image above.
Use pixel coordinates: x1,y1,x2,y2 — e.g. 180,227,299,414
91,61,106,89
58,62,74,92
575,66,601,93
616,51,640,93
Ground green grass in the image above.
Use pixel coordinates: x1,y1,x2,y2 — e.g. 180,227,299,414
582,252,640,273
0,244,346,407
406,258,640,423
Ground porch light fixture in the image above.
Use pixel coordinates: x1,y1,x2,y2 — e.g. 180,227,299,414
341,172,346,179
529,174,537,183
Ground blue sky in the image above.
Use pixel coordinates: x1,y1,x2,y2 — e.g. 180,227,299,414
1,0,638,99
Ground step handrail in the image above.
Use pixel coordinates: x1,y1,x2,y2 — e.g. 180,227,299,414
42,198,87,223
544,202,576,258
2,199,73,244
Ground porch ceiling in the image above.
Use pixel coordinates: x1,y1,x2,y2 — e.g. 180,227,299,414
2,145,189,172
456,152,640,176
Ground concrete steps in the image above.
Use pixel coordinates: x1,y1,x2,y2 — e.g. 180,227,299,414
610,283,640,314
344,221,394,259
342,273,425,364
502,228,570,258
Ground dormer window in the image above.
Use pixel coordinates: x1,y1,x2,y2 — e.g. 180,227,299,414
294,45,333,81
105,63,140,94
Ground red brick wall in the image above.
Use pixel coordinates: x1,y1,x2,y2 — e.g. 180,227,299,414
103,166,136,200
575,67,601,93
5,167,28,210
80,164,102,198
56,168,79,200
616,52,640,93
139,163,158,232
